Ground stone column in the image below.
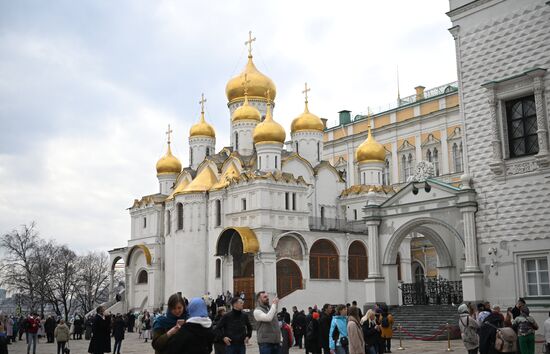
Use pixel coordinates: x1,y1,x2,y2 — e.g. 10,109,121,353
483,85,504,174
533,75,550,162
367,219,382,278
109,270,115,302
440,128,450,175
460,205,480,272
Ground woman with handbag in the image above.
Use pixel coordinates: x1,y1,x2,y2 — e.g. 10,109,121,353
329,304,349,354
54,319,70,354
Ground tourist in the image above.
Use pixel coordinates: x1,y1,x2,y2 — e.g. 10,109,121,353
478,303,503,354
504,307,514,328
305,311,321,354
280,319,294,354
292,310,307,349
45,315,56,343
85,315,93,340
87,306,111,354
112,314,125,354
74,314,84,340
11,316,18,343
25,313,40,354
152,293,188,354
5,316,13,345
351,302,363,319
457,304,479,354
215,297,252,354
142,311,152,343
347,307,365,354
512,307,538,354
127,311,135,333
54,319,70,354
0,322,8,354
278,307,291,325
319,304,333,354
543,311,550,354
511,298,526,319
379,308,394,353
253,291,280,354
18,317,25,341
329,304,348,354
361,309,381,354
212,307,226,354
167,297,214,354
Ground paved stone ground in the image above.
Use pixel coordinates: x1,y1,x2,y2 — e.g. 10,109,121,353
5,332,469,354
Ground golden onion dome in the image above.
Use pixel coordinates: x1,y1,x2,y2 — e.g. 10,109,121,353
189,111,215,138
156,144,182,175
291,101,324,133
253,94,285,144
226,55,277,103
232,95,261,122
356,127,386,163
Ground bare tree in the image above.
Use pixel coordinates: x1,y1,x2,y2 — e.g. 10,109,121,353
0,222,40,311
75,251,110,315
47,245,79,320
32,239,58,317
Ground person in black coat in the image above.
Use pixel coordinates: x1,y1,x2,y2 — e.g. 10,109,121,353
215,297,252,352
88,306,112,354
278,308,291,325
292,310,307,349
45,316,56,343
478,311,503,354
112,314,125,354
305,312,322,354
126,312,135,333
319,304,333,354
167,297,215,354
362,309,382,354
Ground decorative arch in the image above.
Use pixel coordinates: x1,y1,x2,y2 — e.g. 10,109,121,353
382,217,463,266
310,239,339,279
137,269,148,284
348,240,368,280
215,227,259,256
273,231,308,255
126,244,152,267
111,255,124,271
277,259,303,298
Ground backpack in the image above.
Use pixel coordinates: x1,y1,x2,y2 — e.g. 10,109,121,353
459,316,478,346
495,327,517,353
381,316,389,328
517,318,534,336
306,321,315,341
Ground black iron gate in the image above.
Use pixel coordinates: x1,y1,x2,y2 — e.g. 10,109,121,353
401,278,462,305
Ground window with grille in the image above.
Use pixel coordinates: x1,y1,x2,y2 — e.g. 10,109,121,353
524,258,549,296
310,239,339,279
348,241,367,280
506,95,538,158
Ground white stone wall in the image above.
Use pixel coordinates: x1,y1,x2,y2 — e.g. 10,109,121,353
232,120,258,156
291,131,323,166
189,136,215,170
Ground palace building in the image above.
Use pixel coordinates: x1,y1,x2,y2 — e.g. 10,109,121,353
108,0,550,324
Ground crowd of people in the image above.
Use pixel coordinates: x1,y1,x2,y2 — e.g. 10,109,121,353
1,294,550,354
457,298,550,354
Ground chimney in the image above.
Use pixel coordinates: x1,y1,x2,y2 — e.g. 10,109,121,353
321,118,328,129
415,86,425,100
338,110,351,126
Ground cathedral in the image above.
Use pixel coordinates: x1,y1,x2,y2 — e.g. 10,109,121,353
109,0,550,325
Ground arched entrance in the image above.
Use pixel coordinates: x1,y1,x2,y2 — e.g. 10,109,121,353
215,227,259,309
276,260,303,298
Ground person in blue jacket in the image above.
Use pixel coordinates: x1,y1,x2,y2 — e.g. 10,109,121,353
329,304,349,354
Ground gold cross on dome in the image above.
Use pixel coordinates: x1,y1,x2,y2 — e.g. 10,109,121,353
302,82,311,103
242,73,251,96
165,124,173,144
245,30,256,57
199,93,207,113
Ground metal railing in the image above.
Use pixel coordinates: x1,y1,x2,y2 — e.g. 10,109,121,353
308,217,366,233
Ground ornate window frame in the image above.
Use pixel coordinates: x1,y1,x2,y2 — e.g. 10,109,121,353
482,68,549,177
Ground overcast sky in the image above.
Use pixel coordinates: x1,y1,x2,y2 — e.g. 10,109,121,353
0,0,457,252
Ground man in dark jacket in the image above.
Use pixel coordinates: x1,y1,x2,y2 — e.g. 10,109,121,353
87,306,112,354
292,310,307,349
126,311,135,333
215,297,252,354
278,308,291,325
319,304,333,354
45,315,56,343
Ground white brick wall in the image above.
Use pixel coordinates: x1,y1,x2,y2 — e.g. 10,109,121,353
452,1,550,244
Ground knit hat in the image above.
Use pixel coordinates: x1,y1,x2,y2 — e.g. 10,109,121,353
187,297,208,318
312,312,320,320
458,304,469,314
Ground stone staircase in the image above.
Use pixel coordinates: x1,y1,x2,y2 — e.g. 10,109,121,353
389,305,461,340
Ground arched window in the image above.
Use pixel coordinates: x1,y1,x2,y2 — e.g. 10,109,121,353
317,141,321,161
189,148,193,167
235,132,239,151
433,148,440,176
215,259,221,278
401,155,407,182
296,141,299,155
310,239,339,279
275,156,278,169
383,159,391,185
166,211,171,234
348,241,368,280
259,156,262,169
406,153,414,180
413,262,425,283
137,270,148,284
320,206,325,226
177,203,183,230
215,200,221,227
206,147,210,156
426,149,432,162
277,259,303,298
